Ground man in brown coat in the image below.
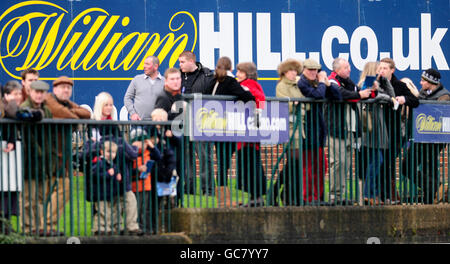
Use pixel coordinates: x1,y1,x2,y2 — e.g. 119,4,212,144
45,76,91,119
43,76,91,235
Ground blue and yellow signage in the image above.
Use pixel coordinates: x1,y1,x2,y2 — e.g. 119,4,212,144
414,104,450,143
1,0,449,118
190,99,289,143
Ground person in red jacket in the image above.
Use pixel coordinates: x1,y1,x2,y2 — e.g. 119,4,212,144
235,62,267,207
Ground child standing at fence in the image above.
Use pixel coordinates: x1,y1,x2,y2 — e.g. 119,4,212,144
91,141,123,235
130,127,161,234
91,92,142,235
150,109,179,209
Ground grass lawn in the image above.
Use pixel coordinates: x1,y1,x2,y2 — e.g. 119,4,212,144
6,174,421,236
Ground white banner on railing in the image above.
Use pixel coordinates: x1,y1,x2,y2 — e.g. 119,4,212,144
1,141,22,192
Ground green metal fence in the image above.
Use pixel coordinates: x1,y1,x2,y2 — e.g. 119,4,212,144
0,99,449,238
180,97,449,207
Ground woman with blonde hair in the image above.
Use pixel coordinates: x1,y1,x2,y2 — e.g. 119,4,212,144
358,62,399,109
358,61,397,205
400,78,419,98
93,92,117,121
357,62,379,88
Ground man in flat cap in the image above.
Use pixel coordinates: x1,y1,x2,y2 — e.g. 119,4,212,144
45,76,91,119
19,80,57,236
296,59,342,204
43,76,90,236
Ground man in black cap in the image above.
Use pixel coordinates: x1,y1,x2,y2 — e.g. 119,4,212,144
406,68,449,204
419,68,450,101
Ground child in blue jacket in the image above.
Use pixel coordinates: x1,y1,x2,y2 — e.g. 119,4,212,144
90,140,123,235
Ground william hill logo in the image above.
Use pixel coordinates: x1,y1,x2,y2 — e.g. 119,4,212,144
415,113,444,133
0,1,197,80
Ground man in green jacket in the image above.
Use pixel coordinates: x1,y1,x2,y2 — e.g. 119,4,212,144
19,80,60,236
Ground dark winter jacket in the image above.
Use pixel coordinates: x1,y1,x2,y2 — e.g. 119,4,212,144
298,74,342,149
386,74,420,150
419,84,450,101
206,75,255,103
81,136,138,201
327,72,361,139
89,157,122,201
20,97,56,182
181,62,214,94
155,147,177,183
154,90,184,120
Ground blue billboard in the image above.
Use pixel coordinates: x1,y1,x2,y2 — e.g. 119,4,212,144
189,99,289,143
1,0,449,119
413,103,450,143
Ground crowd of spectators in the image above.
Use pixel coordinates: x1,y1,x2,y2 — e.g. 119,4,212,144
0,51,448,236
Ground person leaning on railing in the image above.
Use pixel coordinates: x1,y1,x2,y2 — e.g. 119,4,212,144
0,81,23,234
2,81,24,152
206,57,255,207
403,68,450,204
357,61,396,206
376,58,419,204
297,59,342,204
235,61,267,207
326,58,372,205
44,76,91,235
273,58,305,206
1,80,46,235
19,80,56,236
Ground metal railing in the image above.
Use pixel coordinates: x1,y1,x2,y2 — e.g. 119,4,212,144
0,99,448,237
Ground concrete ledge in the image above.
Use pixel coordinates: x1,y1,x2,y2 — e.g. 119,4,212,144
171,205,450,244
25,233,192,244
